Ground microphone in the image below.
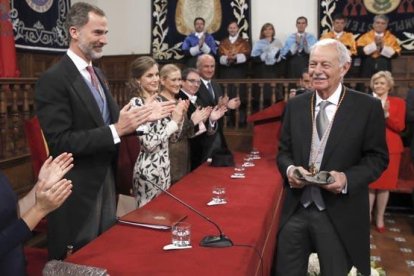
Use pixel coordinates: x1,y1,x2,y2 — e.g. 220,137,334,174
141,175,233,248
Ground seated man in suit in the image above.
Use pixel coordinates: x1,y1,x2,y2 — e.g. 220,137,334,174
356,15,401,78
276,39,388,275
281,16,317,78
182,17,217,68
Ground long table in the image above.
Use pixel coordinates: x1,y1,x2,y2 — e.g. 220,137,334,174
68,153,284,275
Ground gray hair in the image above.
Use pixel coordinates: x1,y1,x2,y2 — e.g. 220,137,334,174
374,14,389,23
310,38,351,66
370,71,394,91
196,54,215,69
65,2,105,32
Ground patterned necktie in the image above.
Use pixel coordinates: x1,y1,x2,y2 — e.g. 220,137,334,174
85,66,110,125
86,66,101,91
207,81,215,100
316,101,330,139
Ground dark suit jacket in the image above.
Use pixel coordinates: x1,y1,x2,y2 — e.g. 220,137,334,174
191,81,228,169
277,87,388,275
35,54,120,259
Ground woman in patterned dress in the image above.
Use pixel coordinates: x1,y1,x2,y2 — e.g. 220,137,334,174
128,57,186,207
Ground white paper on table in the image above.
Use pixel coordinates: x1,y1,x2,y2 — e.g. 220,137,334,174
163,244,192,250
207,199,227,206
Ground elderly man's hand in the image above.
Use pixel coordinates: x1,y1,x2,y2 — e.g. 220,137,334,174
287,166,308,189
321,171,347,194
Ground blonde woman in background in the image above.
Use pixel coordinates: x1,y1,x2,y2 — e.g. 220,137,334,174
369,71,405,232
160,64,222,183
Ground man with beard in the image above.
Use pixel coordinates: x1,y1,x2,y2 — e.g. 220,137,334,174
182,17,217,68
35,2,174,259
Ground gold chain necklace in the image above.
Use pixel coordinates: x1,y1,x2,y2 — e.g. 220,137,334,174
309,87,347,175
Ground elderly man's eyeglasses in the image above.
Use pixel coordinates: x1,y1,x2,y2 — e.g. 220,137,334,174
186,79,201,85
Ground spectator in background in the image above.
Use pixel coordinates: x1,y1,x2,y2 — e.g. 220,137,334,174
251,23,285,108
290,68,314,98
356,15,401,78
192,54,238,169
218,21,251,79
182,17,217,68
296,68,313,96
177,68,224,170
251,23,284,78
281,16,317,78
159,64,210,183
320,13,357,56
1,153,73,275
369,71,405,233
128,57,186,207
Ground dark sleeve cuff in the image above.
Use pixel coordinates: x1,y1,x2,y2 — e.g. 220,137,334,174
0,219,32,259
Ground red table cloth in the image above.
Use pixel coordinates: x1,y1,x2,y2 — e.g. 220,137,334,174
68,153,284,276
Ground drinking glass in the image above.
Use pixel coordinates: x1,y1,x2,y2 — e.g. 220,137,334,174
212,186,227,203
171,222,191,247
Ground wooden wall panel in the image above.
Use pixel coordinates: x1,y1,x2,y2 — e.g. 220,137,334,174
17,51,414,80
8,51,414,198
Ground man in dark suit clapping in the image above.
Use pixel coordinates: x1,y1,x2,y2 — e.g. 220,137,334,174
193,54,240,168
35,2,173,259
276,39,388,275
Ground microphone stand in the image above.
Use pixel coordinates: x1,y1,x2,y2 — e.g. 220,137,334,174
150,180,233,248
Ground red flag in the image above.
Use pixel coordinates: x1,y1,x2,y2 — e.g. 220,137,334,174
0,0,19,77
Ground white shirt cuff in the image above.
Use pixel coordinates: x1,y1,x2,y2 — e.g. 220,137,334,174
236,53,246,64
209,119,216,128
341,173,348,194
201,43,211,54
219,55,228,65
381,46,395,58
194,122,207,136
286,165,294,177
189,45,201,56
109,124,121,144
363,42,377,55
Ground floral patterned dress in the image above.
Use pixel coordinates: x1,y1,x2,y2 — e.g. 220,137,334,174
132,96,182,207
